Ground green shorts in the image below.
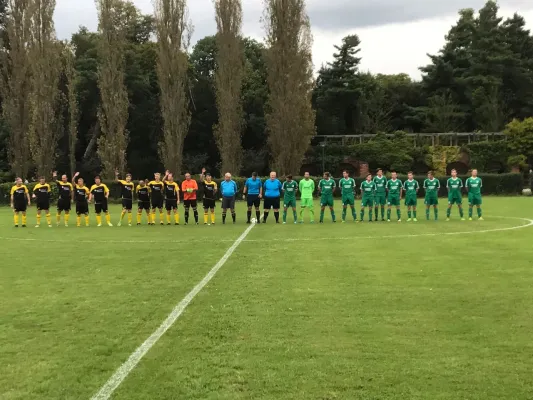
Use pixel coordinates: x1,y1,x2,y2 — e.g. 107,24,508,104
448,194,463,205
301,198,314,208
361,197,374,208
424,196,438,206
387,195,400,207
374,193,386,206
284,198,296,208
468,193,482,206
342,196,355,206
320,196,334,207
405,196,417,207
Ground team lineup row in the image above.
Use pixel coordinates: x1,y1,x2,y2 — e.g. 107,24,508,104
8,168,483,227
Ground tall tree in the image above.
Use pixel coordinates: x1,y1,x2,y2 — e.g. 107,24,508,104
63,44,79,176
96,0,129,178
153,0,192,175
27,0,63,177
263,0,315,174
1,0,32,178
214,0,244,174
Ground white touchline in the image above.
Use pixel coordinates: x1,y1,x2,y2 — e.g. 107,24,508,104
89,221,258,400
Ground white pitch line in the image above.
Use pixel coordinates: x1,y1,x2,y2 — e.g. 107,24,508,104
89,221,257,400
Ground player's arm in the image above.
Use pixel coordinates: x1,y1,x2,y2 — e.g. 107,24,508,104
104,184,110,199
88,186,93,203
25,186,31,205
416,181,420,193
32,185,38,199
242,179,247,199
163,170,170,182
259,180,263,198
10,186,14,208
176,183,181,204
72,171,80,186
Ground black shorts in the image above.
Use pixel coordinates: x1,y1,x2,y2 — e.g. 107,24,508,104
95,201,108,214
222,196,235,210
57,198,71,212
76,202,89,215
247,195,261,208
14,202,27,212
36,201,50,211
138,200,150,211
264,197,280,210
151,198,163,209
165,199,178,211
184,199,198,208
203,198,216,209
122,198,133,210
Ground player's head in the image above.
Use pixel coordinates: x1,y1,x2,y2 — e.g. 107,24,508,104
15,177,22,185
125,173,132,183
95,175,101,184
286,174,293,181
408,171,413,180
270,171,276,180
471,169,478,177
205,172,212,182
77,177,84,186
428,170,434,179
304,172,310,179
185,173,191,181
139,179,145,186
61,174,67,182
391,171,397,179
224,172,231,181
366,173,372,181
39,176,45,184
167,173,173,182
154,172,161,181
342,170,349,178
323,172,330,179
252,172,257,179
376,168,383,176
451,169,457,178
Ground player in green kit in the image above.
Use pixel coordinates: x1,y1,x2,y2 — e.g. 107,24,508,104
339,170,357,222
360,174,375,222
423,171,440,220
403,171,419,221
446,169,465,221
299,172,315,223
373,169,387,221
318,172,336,223
386,171,402,222
282,175,298,224
466,169,483,220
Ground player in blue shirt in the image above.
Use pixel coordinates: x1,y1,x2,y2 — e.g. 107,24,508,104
263,171,282,223
220,172,238,224
243,172,262,224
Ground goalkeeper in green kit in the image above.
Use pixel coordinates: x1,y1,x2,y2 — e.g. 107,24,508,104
339,170,357,222
282,175,298,224
318,172,336,223
465,169,483,220
403,171,419,221
299,172,315,223
373,168,387,221
360,174,376,222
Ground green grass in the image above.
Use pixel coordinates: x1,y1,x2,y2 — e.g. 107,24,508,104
1,198,532,399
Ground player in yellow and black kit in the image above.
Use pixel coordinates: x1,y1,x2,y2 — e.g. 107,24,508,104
10,177,31,227
72,172,90,227
89,176,112,227
148,173,165,225
200,168,217,225
115,170,135,226
163,171,180,225
136,180,151,225
32,177,52,227
52,171,73,226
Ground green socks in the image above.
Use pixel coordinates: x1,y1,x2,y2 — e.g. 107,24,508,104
408,210,412,218
387,209,391,220
426,208,430,220
477,207,482,217
396,209,401,220
469,207,473,218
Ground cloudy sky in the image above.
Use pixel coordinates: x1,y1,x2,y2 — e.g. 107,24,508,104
56,0,533,79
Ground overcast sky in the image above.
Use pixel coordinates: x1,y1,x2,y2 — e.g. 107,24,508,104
56,0,533,79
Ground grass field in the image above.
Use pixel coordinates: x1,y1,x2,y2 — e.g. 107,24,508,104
1,197,533,400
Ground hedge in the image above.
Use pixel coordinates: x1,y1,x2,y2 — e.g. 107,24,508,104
0,173,524,205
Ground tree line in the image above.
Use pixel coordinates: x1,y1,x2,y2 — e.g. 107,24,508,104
0,0,532,182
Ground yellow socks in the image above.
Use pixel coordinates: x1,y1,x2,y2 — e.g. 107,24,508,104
96,214,102,225
14,213,19,226
56,213,61,224
46,214,51,225
120,210,126,221
22,214,27,226
37,214,41,225
204,213,208,224
159,212,164,223
85,215,90,226
76,216,81,226
105,212,111,224
174,212,180,224
127,212,132,224
137,213,142,224
211,211,215,224
151,210,156,224
167,213,171,224
64,213,70,225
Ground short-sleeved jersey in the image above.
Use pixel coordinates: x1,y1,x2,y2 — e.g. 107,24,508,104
202,181,217,200
245,178,262,195
165,181,180,200
386,179,402,196
90,184,109,203
11,185,28,202
423,178,440,196
373,176,387,194
33,183,51,202
299,179,315,199
282,180,298,200
75,185,90,202
446,177,463,195
148,181,165,200
403,179,419,196
465,177,482,195
136,185,150,202
339,178,356,196
56,181,73,200
117,180,134,200
182,179,198,200
360,180,376,196
318,179,336,196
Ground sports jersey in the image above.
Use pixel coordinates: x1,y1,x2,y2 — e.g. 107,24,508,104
56,181,73,200
182,179,198,200
245,177,262,195
360,181,375,197
33,183,51,202
136,185,150,202
465,177,482,195
164,181,179,200
299,179,315,199
148,180,165,200
373,176,387,194
403,179,419,197
282,180,298,200
387,179,402,196
318,179,336,197
75,185,90,202
202,181,217,200
264,179,282,198
423,178,440,197
220,180,238,197
117,180,134,200
90,184,109,203
446,178,463,195
339,178,356,197
11,185,28,202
